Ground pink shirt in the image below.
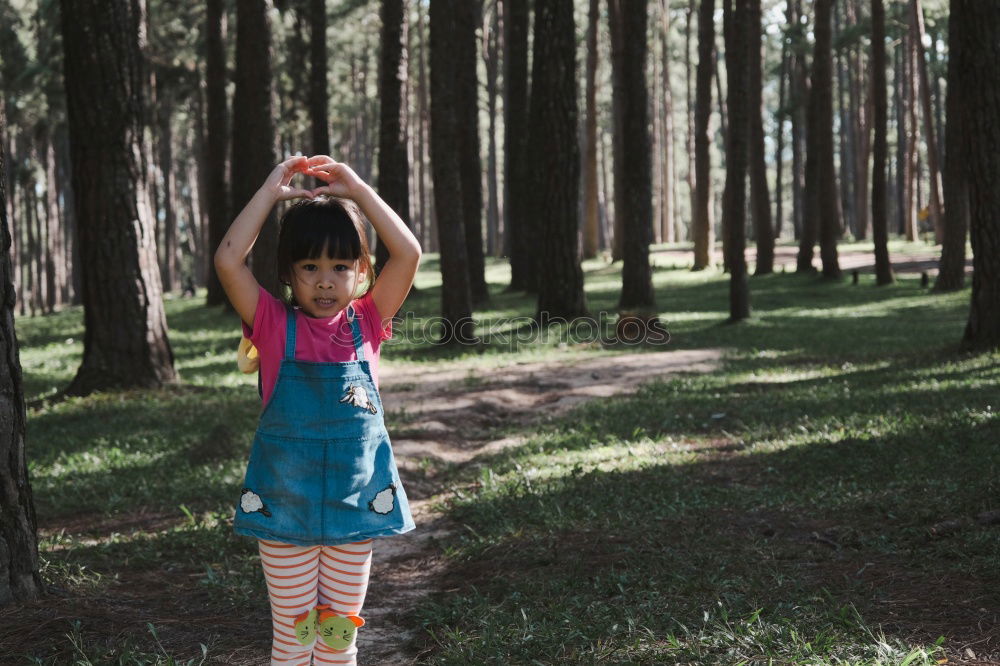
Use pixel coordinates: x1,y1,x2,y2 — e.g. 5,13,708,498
242,286,392,407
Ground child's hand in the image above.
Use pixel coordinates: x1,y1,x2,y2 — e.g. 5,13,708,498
263,156,315,202
304,156,367,199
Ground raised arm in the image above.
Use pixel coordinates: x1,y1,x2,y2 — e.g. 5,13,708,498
306,157,421,329
214,156,314,328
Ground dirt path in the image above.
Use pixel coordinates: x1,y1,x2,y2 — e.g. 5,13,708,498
358,348,722,664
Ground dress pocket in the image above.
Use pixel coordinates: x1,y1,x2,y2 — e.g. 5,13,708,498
240,433,326,538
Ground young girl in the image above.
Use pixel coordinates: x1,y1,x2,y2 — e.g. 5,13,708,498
214,155,419,665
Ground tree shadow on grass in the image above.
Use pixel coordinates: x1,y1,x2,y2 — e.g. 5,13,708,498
0,518,272,665
421,417,1000,663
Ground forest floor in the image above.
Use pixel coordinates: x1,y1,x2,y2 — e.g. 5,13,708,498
3,241,997,665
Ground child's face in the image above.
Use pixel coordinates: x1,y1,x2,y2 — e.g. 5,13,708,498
286,254,364,318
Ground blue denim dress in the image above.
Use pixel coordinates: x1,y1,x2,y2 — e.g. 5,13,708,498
233,305,415,545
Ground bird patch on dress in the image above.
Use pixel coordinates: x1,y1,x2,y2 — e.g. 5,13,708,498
240,488,271,517
340,384,378,414
368,484,396,514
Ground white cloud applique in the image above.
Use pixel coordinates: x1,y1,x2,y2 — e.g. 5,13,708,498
340,385,378,414
240,488,271,517
368,485,396,515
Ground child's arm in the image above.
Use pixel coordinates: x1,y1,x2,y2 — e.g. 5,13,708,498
306,157,421,330
214,156,314,328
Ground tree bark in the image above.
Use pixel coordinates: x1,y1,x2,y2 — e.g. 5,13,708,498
61,0,176,395
415,1,432,252
959,0,1000,350
747,0,773,274
533,0,587,319
610,0,655,311
232,0,278,294
790,0,808,241
204,0,229,306
850,0,871,242
504,0,533,291
691,0,715,270
456,1,488,304
376,0,411,276
583,0,601,259
909,0,943,244
902,30,919,241
659,0,676,245
775,19,788,241
935,0,967,292
0,98,43,607
155,72,179,293
721,0,750,319
309,0,329,155
429,0,475,343
685,0,697,244
799,0,841,278
484,1,501,257
871,0,894,286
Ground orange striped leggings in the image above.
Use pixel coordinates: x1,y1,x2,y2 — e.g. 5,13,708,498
258,539,373,666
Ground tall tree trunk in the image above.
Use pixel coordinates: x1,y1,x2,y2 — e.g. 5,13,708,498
232,0,278,294
775,23,788,240
376,0,411,276
910,0,943,244
691,0,715,270
651,15,662,245
430,0,475,342
934,0,967,292
850,0,871,242
504,0,533,290
610,0,655,310
43,134,62,311
722,0,750,319
309,0,329,155
61,0,176,395
834,0,855,237
484,1,501,258
894,38,905,236
871,0,894,286
747,0,773,274
659,0,676,245
902,30,919,241
0,99,42,607
204,0,229,306
456,1,488,304
790,0,808,241
415,1,432,252
533,0,587,319
610,5,625,263
959,0,1000,350
685,0,697,243
155,73,179,293
582,0,601,259
799,0,841,278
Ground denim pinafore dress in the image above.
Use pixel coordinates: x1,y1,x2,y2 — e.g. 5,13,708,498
233,304,414,546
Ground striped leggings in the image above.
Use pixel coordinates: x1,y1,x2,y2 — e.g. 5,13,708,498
258,539,373,665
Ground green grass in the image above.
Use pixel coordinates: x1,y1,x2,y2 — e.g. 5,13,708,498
10,238,998,664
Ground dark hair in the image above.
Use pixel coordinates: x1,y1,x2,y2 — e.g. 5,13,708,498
275,197,375,307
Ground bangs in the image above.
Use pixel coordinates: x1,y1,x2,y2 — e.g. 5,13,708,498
278,198,363,266
286,215,362,262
